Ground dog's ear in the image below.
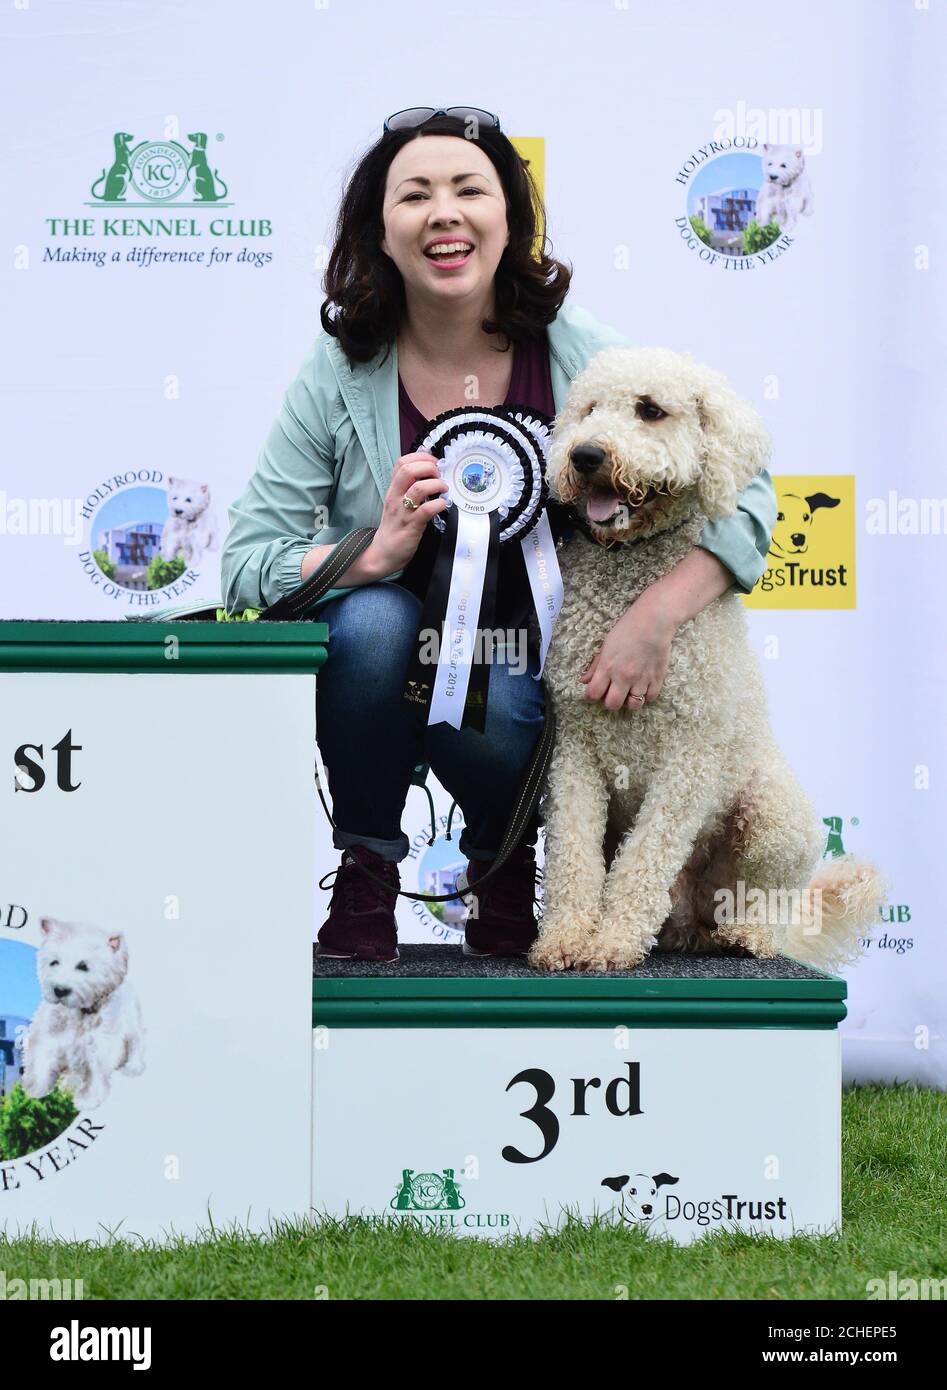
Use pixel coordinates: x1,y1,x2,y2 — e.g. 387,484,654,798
107,933,124,953
694,369,771,520
805,492,840,514
652,1172,679,1189
601,1175,630,1192
39,917,58,936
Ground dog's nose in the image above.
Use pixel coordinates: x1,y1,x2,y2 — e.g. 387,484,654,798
791,533,806,546
570,444,607,475
54,986,71,999
642,1204,652,1215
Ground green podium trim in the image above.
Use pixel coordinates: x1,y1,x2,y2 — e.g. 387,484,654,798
0,619,329,674
312,973,848,1029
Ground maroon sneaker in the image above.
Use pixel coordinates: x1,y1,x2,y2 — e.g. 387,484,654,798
461,843,541,958
315,845,400,963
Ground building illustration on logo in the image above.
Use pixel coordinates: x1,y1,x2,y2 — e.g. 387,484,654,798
90,131,230,205
390,1168,466,1211
0,1015,29,1098
97,521,164,588
692,187,757,254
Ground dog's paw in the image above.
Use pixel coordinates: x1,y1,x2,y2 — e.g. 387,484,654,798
715,920,778,958
575,924,656,973
574,941,652,973
529,919,598,973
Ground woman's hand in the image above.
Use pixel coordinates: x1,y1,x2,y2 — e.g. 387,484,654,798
580,545,733,711
580,600,676,711
366,452,449,577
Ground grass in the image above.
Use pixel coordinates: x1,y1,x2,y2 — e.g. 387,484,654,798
1,1084,943,1300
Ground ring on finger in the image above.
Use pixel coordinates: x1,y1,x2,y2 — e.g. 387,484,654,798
627,691,646,705
401,492,419,512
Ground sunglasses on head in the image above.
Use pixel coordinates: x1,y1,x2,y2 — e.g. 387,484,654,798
383,106,501,134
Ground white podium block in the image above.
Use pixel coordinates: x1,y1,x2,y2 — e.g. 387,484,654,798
312,949,845,1243
0,620,325,1242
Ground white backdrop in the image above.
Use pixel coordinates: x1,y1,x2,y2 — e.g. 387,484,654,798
1,0,944,1086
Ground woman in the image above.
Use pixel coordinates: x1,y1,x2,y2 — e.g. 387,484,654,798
220,108,777,965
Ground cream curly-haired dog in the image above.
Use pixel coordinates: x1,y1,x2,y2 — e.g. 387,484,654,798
530,346,884,974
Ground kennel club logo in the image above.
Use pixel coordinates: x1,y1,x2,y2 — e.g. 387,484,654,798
743,475,855,609
42,125,274,270
675,137,815,269
77,470,219,609
350,1167,513,1231
0,907,147,1192
90,131,230,205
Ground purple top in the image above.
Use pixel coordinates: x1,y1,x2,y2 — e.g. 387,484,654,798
398,329,557,455
394,330,567,633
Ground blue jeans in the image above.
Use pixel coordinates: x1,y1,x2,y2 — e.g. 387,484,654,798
315,581,545,863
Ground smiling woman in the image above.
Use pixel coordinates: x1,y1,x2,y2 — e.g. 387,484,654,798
219,111,777,968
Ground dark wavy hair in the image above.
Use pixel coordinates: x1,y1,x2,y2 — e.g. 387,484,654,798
319,115,573,365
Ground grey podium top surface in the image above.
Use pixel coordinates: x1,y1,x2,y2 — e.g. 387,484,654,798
314,944,831,982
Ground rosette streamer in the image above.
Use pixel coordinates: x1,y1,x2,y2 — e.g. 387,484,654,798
401,405,564,731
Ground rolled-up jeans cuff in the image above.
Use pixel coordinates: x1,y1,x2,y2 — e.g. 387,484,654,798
332,828,410,863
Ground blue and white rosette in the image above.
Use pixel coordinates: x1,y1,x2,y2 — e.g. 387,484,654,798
401,405,564,732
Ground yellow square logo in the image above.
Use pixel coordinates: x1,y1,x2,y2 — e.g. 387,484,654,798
742,475,856,609
510,136,545,260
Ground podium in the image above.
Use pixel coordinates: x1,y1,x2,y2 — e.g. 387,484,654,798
312,948,845,1242
0,619,325,1242
1,620,846,1246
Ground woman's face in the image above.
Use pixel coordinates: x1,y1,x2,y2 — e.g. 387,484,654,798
379,134,509,311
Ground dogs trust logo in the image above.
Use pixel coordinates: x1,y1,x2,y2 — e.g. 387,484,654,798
601,1171,792,1234
90,131,229,205
675,137,815,270
743,476,856,609
77,470,219,609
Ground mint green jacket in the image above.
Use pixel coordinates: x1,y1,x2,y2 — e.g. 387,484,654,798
220,300,776,614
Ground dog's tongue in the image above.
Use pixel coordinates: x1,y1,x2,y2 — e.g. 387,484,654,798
586,486,621,523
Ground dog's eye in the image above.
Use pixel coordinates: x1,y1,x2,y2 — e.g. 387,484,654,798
635,398,667,421
75,961,89,972
581,401,597,418
49,959,59,967
776,512,784,522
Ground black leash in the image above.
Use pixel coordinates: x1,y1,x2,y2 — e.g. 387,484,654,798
258,528,555,903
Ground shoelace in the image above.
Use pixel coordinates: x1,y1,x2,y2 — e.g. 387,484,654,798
318,854,399,916
473,856,544,920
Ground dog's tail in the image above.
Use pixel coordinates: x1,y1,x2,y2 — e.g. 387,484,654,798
785,855,887,972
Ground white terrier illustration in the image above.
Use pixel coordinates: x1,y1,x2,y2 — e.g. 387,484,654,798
159,476,218,566
755,144,814,232
22,918,146,1110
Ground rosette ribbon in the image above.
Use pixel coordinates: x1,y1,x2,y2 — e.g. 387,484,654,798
401,405,564,732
